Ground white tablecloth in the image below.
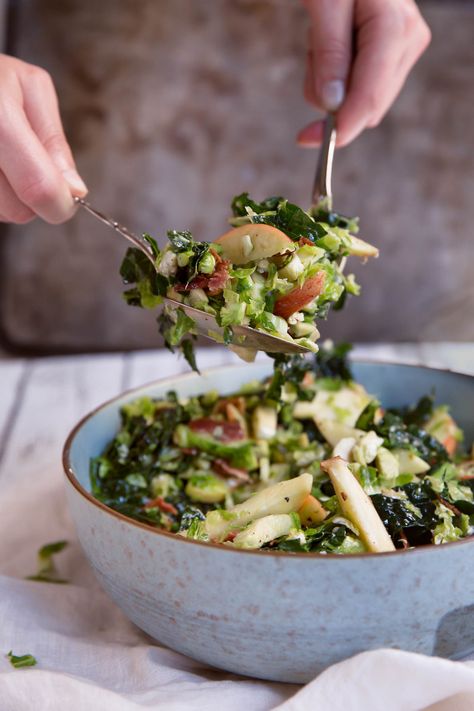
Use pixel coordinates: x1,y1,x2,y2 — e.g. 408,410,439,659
1,345,474,711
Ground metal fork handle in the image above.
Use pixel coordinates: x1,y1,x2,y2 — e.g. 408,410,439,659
312,113,337,208
74,196,156,264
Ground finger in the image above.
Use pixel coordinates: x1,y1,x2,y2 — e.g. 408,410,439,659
19,66,87,196
0,99,76,224
0,171,35,223
336,9,431,146
297,120,324,147
366,21,431,128
306,0,354,111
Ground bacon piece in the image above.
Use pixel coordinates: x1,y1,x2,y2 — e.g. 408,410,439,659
212,458,250,482
173,257,230,296
210,248,222,263
273,271,326,320
180,447,198,456
144,496,178,516
174,275,209,292
224,531,238,542
207,259,230,295
442,435,458,457
459,462,474,480
397,530,409,550
437,496,462,517
188,417,245,442
299,237,315,247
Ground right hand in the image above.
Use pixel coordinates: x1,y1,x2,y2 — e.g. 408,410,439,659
0,55,87,225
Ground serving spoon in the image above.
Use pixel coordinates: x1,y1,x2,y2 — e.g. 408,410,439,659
75,114,337,354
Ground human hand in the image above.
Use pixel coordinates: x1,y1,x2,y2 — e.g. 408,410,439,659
298,0,431,147
0,55,87,224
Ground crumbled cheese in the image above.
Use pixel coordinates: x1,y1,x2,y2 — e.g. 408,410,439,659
157,250,178,277
288,312,304,325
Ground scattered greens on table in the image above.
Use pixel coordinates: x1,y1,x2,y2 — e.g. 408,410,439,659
119,194,378,371
26,540,69,584
91,343,474,554
6,651,37,668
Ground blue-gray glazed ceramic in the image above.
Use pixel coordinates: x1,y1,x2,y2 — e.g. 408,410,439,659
63,361,474,683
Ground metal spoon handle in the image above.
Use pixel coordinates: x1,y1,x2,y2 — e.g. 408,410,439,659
312,113,337,209
74,196,156,263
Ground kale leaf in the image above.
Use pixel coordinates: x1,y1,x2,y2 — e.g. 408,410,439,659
231,193,282,217
371,481,439,547
314,342,353,381
394,395,435,427
310,204,360,233
266,354,313,403
231,193,327,243
375,412,448,468
356,399,380,430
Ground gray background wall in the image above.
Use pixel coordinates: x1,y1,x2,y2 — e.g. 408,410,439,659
0,0,473,353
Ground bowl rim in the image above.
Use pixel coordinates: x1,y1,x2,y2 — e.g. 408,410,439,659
63,357,474,560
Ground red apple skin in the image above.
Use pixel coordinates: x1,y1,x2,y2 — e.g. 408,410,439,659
273,271,326,320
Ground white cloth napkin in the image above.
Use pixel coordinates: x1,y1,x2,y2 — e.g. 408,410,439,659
1,471,474,711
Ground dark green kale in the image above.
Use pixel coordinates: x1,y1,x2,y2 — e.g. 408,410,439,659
266,354,313,403
266,343,353,404
167,229,211,281
371,482,440,547
231,193,327,243
356,399,381,430
178,507,206,533
393,395,435,428
157,308,199,373
310,203,360,233
91,396,187,524
120,238,168,309
231,193,282,216
375,412,448,468
313,342,353,381
276,522,349,553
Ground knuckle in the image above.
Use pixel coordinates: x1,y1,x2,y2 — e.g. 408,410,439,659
26,64,53,87
17,174,58,208
313,40,350,74
42,128,67,154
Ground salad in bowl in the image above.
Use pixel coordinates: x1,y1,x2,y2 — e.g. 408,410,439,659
91,344,473,555
120,195,378,368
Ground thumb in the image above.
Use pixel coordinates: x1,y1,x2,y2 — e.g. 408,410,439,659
306,0,354,111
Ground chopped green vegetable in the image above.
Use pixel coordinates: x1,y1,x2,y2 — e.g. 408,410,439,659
90,346,472,554
119,193,375,370
7,651,37,669
26,540,69,584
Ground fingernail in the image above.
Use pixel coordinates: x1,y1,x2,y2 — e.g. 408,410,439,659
321,80,345,111
62,169,88,196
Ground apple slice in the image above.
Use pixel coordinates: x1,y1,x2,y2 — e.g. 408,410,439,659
321,457,395,553
346,235,379,259
215,224,293,265
273,271,326,320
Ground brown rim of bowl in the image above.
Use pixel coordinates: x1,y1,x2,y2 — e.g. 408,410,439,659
63,358,474,560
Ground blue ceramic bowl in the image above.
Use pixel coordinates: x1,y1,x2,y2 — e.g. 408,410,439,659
63,361,474,683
